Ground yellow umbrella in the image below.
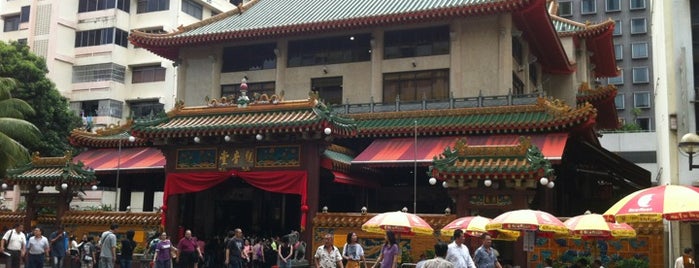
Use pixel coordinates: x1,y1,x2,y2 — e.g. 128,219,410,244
361,211,434,236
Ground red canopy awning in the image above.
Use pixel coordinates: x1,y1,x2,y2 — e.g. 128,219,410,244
332,171,380,188
352,133,568,166
73,147,165,171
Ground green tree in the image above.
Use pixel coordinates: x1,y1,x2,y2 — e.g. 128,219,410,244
0,41,82,156
0,77,40,177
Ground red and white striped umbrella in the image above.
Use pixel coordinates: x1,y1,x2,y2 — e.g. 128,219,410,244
564,212,636,240
603,185,699,223
441,216,520,241
486,209,569,236
361,211,434,236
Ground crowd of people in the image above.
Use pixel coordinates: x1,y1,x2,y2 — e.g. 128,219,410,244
0,223,692,268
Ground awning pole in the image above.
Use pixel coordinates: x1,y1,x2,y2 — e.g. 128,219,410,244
413,120,417,214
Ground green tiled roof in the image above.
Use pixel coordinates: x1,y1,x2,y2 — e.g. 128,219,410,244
5,161,97,186
323,149,353,166
131,98,357,138
348,98,596,138
182,0,520,38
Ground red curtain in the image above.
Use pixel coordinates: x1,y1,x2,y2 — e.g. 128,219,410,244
162,170,308,230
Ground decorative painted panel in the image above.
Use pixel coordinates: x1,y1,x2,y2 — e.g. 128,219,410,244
176,148,217,169
255,146,300,167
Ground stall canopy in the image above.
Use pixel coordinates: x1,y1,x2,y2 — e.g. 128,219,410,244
352,133,569,166
73,147,165,171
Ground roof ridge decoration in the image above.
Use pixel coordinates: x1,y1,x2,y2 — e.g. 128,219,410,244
131,95,358,139
30,151,73,166
429,136,554,189
69,121,149,148
576,82,617,101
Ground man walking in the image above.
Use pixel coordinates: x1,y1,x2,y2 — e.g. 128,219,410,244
445,229,476,268
50,225,69,268
0,223,26,268
675,248,696,268
99,224,119,268
473,234,500,268
225,228,245,268
423,242,453,268
314,234,343,268
27,227,50,268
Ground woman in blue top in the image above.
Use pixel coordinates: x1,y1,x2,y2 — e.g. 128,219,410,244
371,231,399,268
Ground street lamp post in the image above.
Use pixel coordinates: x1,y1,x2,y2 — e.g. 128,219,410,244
116,135,136,211
413,120,417,213
679,132,699,170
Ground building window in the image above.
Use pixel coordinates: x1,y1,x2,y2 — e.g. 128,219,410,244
613,19,622,36
222,43,276,72
131,65,166,83
128,100,164,119
630,0,646,9
137,0,169,13
630,18,647,34
631,42,648,59
72,63,126,83
636,117,651,131
632,67,649,83
513,73,524,95
74,99,123,118
221,81,275,98
581,0,596,14
384,26,450,59
182,0,202,19
614,93,625,110
614,44,623,60
633,92,651,108
512,38,523,66
383,69,449,103
288,34,371,67
558,1,573,16
20,6,30,23
79,0,130,13
75,27,129,48
312,77,343,105
17,38,27,46
3,15,20,32
608,71,624,85
606,0,621,12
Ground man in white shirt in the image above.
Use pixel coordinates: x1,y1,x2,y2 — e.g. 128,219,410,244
445,229,475,268
0,223,26,268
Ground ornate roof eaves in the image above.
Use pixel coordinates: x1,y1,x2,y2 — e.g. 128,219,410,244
553,16,615,38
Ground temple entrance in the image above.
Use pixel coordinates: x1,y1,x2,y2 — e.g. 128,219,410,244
177,178,301,240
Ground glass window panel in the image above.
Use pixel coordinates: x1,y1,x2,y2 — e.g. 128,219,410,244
631,43,648,58
613,20,622,36
606,0,621,12
631,18,647,34
632,67,649,83
630,0,645,9
614,44,623,60
608,71,624,85
581,0,596,13
633,92,651,108
558,2,572,16
614,94,625,110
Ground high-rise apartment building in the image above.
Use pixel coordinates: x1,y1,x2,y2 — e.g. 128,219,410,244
557,0,652,130
0,0,237,129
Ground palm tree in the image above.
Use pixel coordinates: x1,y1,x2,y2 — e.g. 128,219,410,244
0,77,40,178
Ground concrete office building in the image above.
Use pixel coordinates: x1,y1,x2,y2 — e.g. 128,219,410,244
556,0,653,130
0,0,237,128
